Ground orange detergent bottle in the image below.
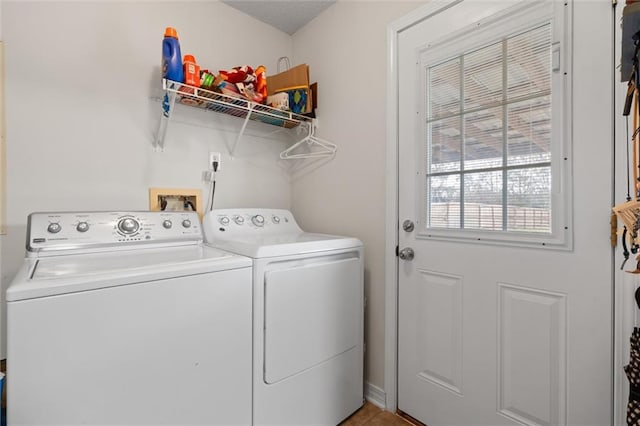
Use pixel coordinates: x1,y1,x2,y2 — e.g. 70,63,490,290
183,55,200,86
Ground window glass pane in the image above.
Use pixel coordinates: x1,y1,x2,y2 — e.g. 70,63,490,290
507,96,551,166
463,171,503,230
430,117,462,173
507,167,551,232
429,175,461,229
464,41,502,111
464,106,503,170
429,58,461,121
507,23,551,100
423,16,556,239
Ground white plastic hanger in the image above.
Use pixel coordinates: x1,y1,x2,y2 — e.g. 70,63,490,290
280,120,337,160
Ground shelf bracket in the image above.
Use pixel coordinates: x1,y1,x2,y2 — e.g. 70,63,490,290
154,80,178,152
229,102,254,157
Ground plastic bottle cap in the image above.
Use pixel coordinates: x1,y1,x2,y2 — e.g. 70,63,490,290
164,27,178,39
184,54,196,63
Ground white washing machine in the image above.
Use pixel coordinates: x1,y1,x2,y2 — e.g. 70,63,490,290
203,208,364,426
7,211,253,425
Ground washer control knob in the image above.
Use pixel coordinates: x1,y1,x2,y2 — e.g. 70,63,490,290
162,220,172,229
272,215,280,224
76,222,89,233
47,223,61,234
219,216,230,226
252,215,265,227
118,218,139,235
182,219,192,228
233,215,245,225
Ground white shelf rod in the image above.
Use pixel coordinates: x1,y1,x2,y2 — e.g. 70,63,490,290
154,83,178,152
229,102,254,157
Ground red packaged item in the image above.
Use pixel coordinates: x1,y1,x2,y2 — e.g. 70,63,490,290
183,54,200,86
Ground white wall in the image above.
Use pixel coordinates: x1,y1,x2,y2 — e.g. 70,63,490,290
291,0,425,391
0,1,296,358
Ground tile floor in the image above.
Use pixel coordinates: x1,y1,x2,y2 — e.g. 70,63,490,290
340,402,416,426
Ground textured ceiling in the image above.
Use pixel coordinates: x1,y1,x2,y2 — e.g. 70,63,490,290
221,0,336,35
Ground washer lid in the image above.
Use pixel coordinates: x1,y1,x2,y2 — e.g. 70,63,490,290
209,232,362,258
8,245,251,301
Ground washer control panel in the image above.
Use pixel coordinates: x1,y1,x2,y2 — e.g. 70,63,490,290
27,211,202,254
205,208,301,238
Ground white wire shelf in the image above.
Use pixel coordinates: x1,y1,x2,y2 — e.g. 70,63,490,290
155,79,313,153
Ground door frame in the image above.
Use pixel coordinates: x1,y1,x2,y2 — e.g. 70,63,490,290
385,0,464,413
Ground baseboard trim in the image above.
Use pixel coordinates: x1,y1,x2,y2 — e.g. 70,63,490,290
365,381,386,409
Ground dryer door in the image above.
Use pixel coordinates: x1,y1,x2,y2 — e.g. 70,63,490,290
263,256,361,384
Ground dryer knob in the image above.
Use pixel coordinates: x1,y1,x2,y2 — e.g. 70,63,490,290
219,216,230,226
162,220,173,229
252,215,265,227
47,222,61,234
182,219,192,228
272,215,280,224
233,215,245,225
76,222,89,233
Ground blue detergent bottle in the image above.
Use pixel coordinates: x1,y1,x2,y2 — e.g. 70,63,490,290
162,27,183,82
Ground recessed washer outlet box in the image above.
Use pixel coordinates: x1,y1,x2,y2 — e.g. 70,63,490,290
149,188,203,221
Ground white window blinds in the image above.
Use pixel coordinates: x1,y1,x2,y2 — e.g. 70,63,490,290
426,22,552,233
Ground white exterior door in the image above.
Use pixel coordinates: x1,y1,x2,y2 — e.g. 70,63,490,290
396,1,613,425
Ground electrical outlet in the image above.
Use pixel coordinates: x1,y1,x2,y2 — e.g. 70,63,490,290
209,152,222,171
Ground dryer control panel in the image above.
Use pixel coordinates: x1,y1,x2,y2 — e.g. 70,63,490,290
204,209,302,238
27,211,202,255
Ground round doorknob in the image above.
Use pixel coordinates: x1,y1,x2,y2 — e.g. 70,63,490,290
398,247,414,261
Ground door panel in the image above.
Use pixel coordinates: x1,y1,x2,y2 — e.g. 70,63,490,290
415,269,463,395
397,1,612,425
498,284,566,426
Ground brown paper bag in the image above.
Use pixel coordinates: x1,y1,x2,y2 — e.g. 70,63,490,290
267,64,312,113
267,64,309,94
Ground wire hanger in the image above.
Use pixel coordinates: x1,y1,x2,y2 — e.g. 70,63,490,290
280,119,337,160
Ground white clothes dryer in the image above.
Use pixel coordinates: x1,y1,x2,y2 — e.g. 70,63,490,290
7,211,252,425
203,208,364,426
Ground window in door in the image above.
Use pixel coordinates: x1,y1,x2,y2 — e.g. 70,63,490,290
422,14,566,246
